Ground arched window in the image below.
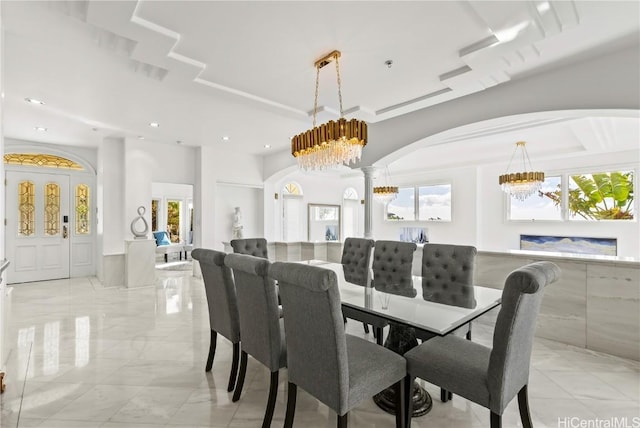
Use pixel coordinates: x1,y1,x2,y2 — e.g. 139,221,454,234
343,187,358,200
4,153,84,170
343,187,361,238
282,182,303,241
282,182,303,195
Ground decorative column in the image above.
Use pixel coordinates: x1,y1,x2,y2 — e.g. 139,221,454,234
361,166,377,239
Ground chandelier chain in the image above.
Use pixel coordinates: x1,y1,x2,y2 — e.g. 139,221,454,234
312,65,321,128
335,54,344,117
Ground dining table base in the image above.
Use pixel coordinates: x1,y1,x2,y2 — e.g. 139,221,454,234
373,381,432,417
372,322,433,417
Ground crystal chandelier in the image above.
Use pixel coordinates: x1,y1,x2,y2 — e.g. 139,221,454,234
291,50,367,171
373,186,399,204
373,166,398,204
499,141,545,201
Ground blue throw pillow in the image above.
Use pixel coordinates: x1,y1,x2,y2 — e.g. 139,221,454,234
154,231,171,246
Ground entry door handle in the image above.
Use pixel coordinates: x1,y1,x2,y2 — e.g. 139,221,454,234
63,225,68,239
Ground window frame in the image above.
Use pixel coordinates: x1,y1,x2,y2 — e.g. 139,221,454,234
506,165,637,223
385,181,452,222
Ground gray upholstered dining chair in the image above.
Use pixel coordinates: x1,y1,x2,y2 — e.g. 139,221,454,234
230,238,269,259
224,253,285,428
404,261,561,428
191,248,240,393
370,240,417,345
269,261,407,428
340,237,375,335
420,243,477,402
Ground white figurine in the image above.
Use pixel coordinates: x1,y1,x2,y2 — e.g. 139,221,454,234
232,207,243,239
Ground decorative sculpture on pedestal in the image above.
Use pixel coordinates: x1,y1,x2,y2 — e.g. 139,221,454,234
131,205,149,239
232,207,243,239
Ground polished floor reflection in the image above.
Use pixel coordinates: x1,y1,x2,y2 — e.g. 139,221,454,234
1,263,638,427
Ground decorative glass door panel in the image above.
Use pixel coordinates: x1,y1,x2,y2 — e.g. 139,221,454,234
6,171,71,284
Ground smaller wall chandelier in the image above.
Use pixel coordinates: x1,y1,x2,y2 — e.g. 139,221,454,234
373,166,398,204
499,141,545,201
291,50,367,171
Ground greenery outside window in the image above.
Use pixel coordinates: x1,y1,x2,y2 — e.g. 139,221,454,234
508,169,635,221
566,171,634,220
151,199,159,231
167,200,181,242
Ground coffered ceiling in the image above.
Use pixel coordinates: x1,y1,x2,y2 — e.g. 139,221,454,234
2,1,639,163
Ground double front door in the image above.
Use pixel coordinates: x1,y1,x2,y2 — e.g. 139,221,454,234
6,171,70,283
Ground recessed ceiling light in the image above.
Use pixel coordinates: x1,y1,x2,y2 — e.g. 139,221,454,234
222,136,230,142
176,140,182,145
25,97,45,105
149,122,160,128
138,136,145,140
92,127,99,132
264,144,271,149
35,126,47,132
537,1,550,13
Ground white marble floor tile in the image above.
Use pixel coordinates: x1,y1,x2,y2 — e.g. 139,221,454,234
590,371,640,401
107,385,193,425
47,384,144,422
545,371,634,401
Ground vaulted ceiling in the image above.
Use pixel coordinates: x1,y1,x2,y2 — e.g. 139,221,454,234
2,1,639,167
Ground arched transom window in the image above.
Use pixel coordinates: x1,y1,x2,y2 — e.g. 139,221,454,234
4,153,84,170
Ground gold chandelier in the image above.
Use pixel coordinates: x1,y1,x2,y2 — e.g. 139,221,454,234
373,186,399,204
373,166,398,204
499,141,545,201
291,50,367,171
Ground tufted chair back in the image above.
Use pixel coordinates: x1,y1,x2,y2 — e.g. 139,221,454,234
421,243,477,308
340,237,374,286
231,238,269,259
371,240,417,290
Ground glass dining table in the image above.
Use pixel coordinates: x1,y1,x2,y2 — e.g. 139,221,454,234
299,260,503,417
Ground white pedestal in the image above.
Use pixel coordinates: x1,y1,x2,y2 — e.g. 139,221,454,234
125,239,156,288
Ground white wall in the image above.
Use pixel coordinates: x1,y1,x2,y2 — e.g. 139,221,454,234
372,166,478,244
98,137,125,255
124,139,154,241
123,138,196,240
266,170,364,242
196,145,263,249
215,184,264,249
